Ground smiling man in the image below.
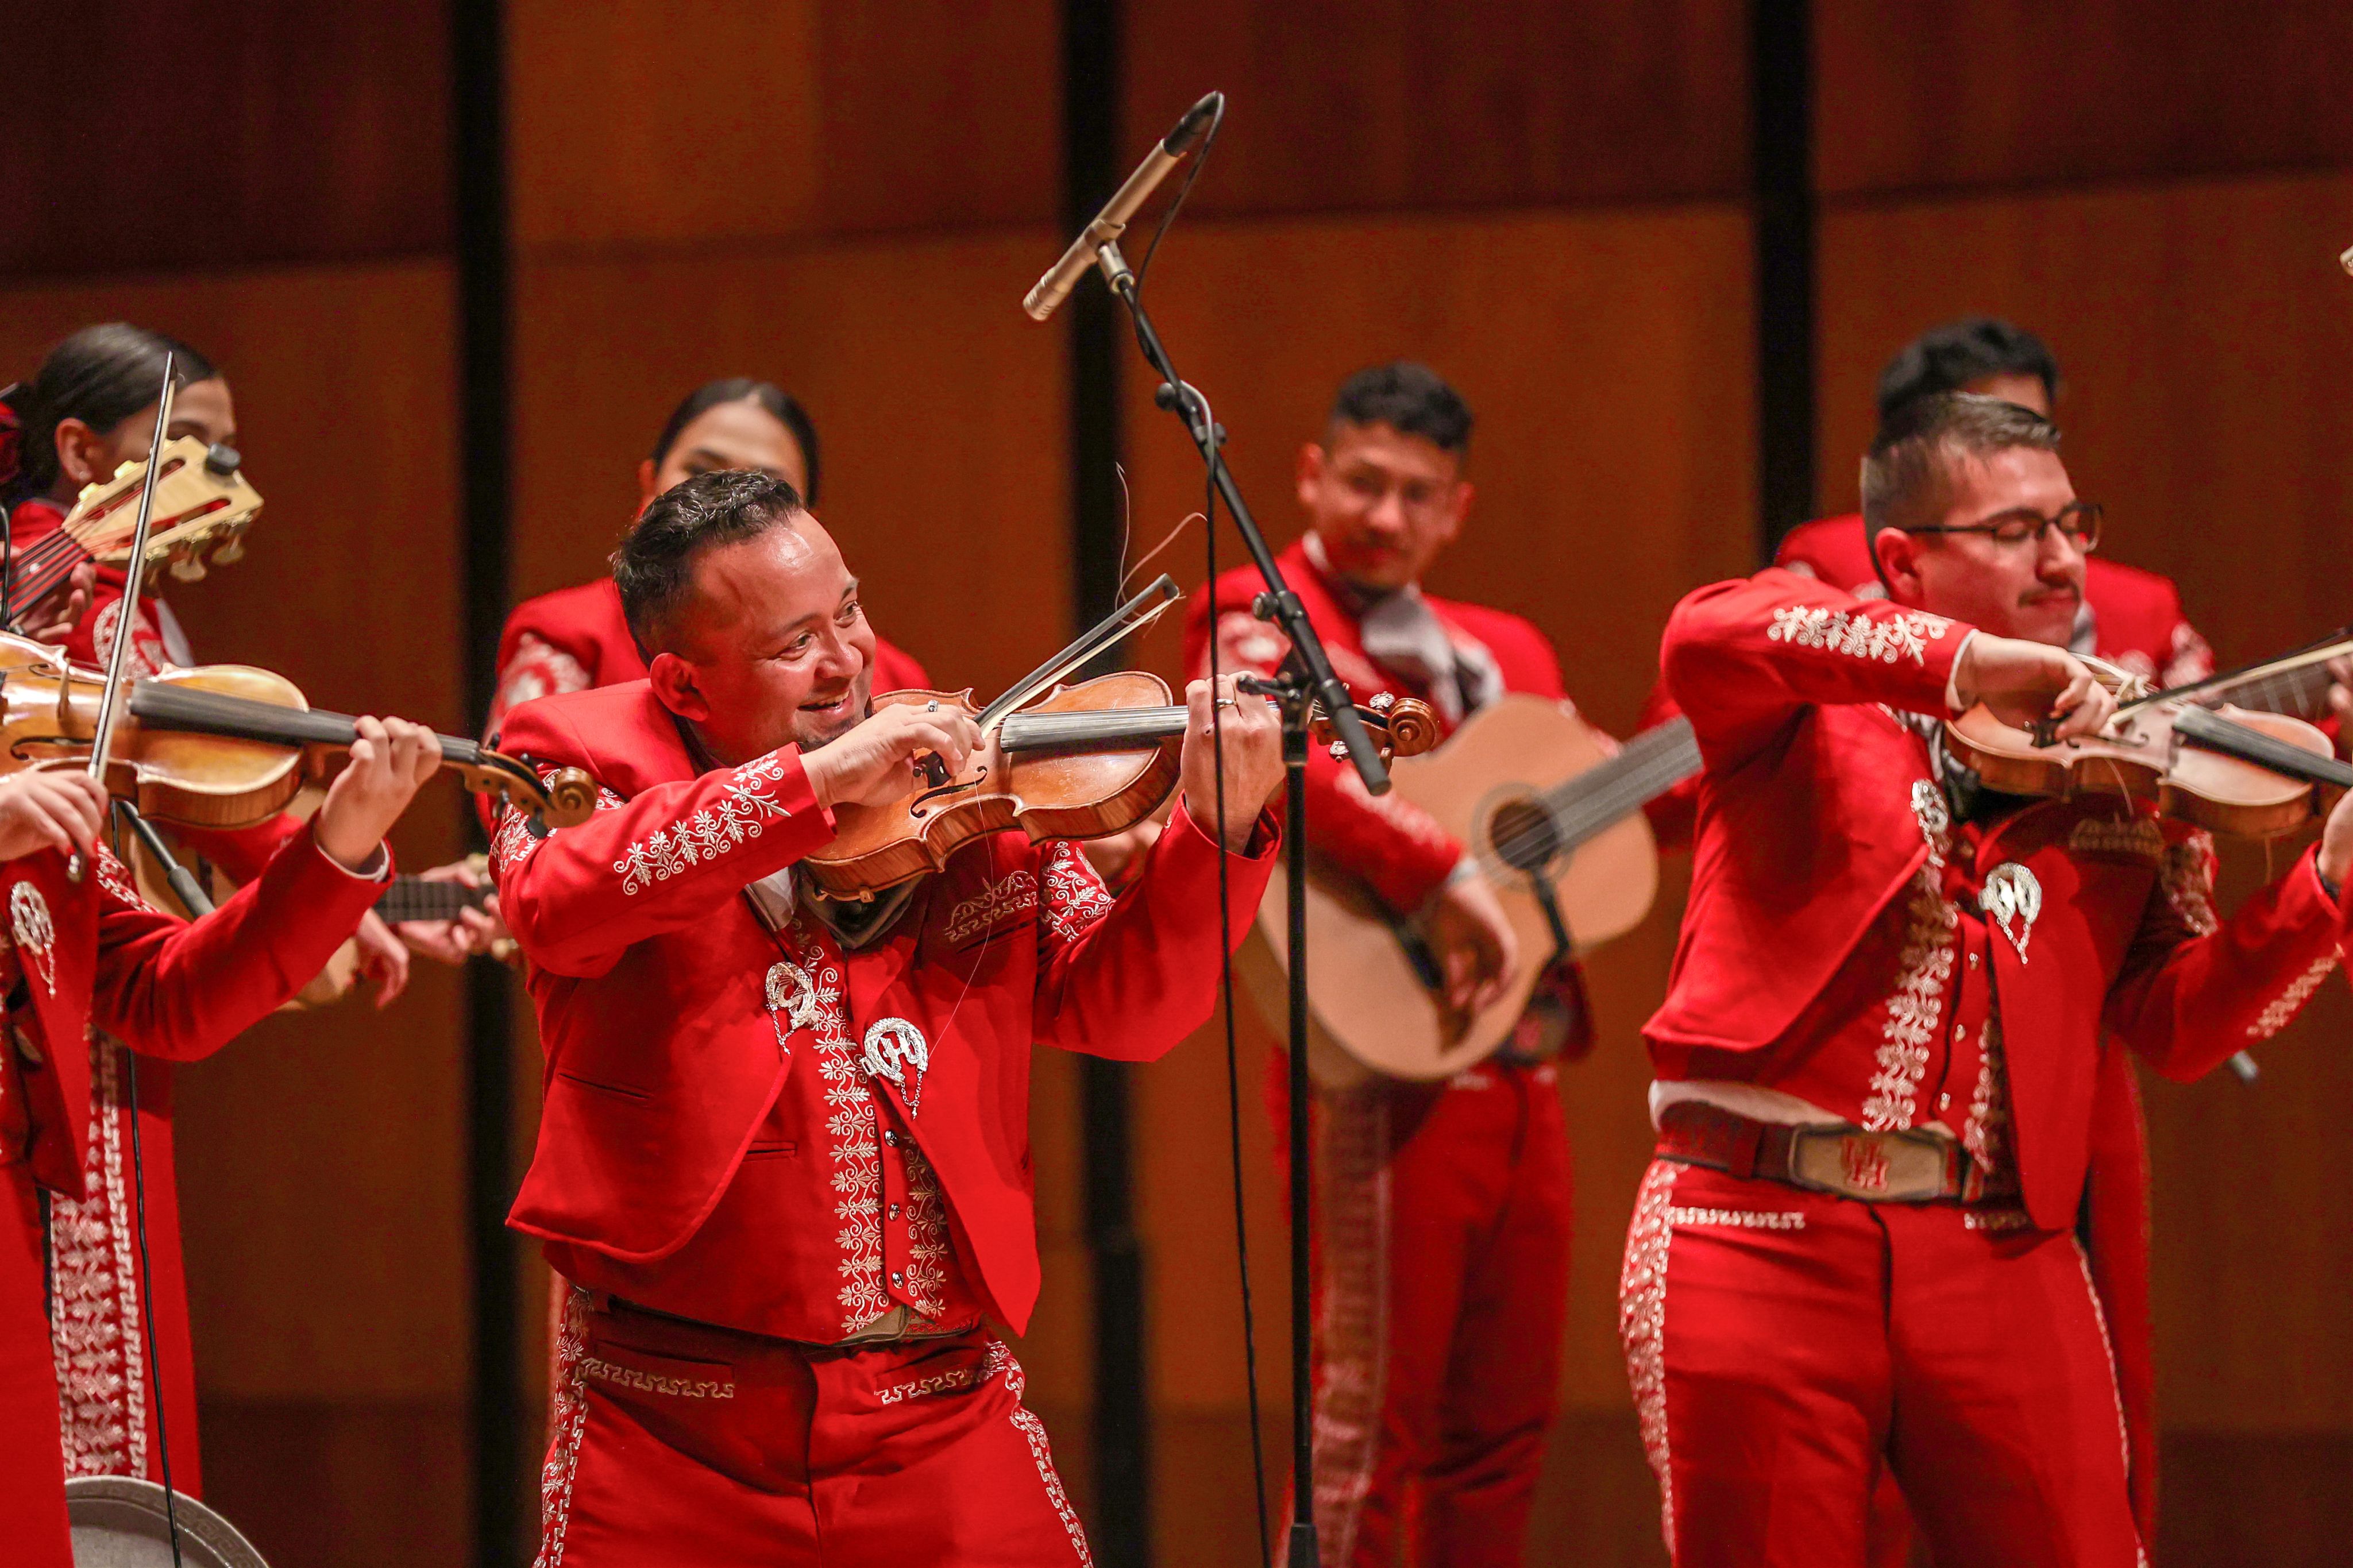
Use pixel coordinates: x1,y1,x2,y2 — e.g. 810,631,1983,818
489,469,1283,1566
1626,394,2353,1566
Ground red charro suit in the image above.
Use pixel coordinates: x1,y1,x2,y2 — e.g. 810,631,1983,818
1625,570,2350,1565
487,577,931,738
0,831,390,1568
1184,537,1587,1568
490,679,1276,1566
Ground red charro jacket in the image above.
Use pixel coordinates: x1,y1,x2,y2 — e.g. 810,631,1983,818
489,679,1277,1333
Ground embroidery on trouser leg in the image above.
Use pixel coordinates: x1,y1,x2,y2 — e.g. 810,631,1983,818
534,1288,592,1568
986,1340,1094,1565
2070,1239,2149,1568
1291,1085,1390,1568
49,1032,147,1481
1619,1161,1680,1560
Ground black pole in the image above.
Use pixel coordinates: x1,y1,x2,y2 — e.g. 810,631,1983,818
1060,2,1152,1561
451,2,523,1562
1752,0,1816,562
1280,696,1318,1568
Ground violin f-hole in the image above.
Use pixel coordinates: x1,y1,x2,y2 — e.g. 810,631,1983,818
908,764,988,820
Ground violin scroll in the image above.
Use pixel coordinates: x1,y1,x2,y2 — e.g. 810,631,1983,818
1310,693,1442,764
461,750,599,830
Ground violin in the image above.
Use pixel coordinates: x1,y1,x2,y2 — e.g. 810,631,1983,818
7,435,262,626
0,632,596,832
802,674,1440,899
1946,669,2350,839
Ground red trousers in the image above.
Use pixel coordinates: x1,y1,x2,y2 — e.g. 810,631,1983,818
1618,1159,2142,1567
1301,1060,1571,1568
1,1161,74,1568
534,1292,1093,1567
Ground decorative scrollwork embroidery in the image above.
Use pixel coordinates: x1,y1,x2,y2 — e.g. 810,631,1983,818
2247,954,2339,1042
2159,831,2220,937
1767,604,1953,667
988,1341,1094,1566
580,1355,734,1400
614,753,797,895
1661,1206,1804,1231
1619,1162,1680,1561
1039,841,1116,945
1864,782,1958,1132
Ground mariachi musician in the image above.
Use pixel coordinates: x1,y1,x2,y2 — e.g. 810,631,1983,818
1182,362,1598,1568
485,376,929,739
0,719,443,1568
0,323,484,1501
489,470,1279,1564
1627,393,2351,1564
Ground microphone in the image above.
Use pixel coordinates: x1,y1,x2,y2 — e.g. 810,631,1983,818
1024,91,1222,322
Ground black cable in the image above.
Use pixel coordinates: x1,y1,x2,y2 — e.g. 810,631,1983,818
122,1052,185,1567
1202,391,1272,1568
1131,97,1222,302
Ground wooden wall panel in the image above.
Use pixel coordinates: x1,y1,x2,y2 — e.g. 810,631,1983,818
1815,0,2353,198
1820,175,2353,1443
512,230,1074,706
2,2,450,278
508,0,1060,252
1115,206,1754,1564
1123,0,1747,218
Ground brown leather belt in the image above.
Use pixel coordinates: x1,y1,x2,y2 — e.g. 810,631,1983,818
1657,1100,1969,1204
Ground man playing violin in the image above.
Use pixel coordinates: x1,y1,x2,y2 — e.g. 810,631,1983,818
488,469,1281,1566
1628,392,2352,1567
0,717,443,1568
1181,361,1591,1568
485,376,930,741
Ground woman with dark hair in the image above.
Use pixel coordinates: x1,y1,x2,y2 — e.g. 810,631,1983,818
484,377,928,740
1,323,483,1507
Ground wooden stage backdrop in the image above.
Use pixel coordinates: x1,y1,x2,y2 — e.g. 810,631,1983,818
3,3,2348,1565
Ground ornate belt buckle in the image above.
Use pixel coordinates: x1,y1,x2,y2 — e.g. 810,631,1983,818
1789,1125,1953,1203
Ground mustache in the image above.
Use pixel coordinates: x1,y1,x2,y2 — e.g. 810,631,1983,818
2019,580,2082,607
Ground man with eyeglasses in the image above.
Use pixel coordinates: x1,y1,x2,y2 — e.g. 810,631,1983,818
1623,393,2351,1566
1779,318,2219,690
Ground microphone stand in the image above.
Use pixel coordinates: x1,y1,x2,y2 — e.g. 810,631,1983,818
1091,236,1386,1568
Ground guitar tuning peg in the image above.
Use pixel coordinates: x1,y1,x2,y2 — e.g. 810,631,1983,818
113,461,137,481
171,555,207,582
211,538,244,565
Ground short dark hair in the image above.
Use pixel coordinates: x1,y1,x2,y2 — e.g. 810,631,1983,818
1861,392,2063,535
5,323,217,506
1328,361,1472,457
650,377,822,505
615,469,807,653
1874,318,2059,426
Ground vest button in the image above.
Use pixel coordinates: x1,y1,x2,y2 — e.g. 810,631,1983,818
890,1271,904,1287
883,1131,898,1146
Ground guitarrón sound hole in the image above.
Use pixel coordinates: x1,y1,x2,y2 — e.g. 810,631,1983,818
1488,795,1561,874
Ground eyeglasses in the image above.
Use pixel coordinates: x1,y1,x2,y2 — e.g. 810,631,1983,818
1904,501,2103,553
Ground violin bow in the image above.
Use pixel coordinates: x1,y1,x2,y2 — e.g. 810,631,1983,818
70,353,176,883
974,573,1182,734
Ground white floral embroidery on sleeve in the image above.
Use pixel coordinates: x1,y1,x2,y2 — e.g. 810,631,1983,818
1766,604,1953,667
614,753,797,895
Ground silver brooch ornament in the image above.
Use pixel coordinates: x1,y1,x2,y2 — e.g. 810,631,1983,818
1980,863,2042,963
862,1017,931,1114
